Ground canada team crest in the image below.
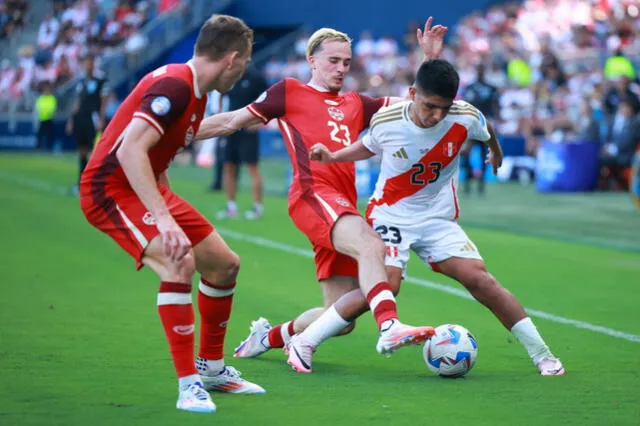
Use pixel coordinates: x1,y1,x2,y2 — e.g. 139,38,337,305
328,107,344,121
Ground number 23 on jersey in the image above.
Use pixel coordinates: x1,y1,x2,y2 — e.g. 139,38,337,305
328,120,352,146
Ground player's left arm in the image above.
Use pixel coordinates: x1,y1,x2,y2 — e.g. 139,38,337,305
479,121,503,175
388,17,448,105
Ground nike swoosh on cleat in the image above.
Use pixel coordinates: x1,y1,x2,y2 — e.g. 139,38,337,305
292,346,311,370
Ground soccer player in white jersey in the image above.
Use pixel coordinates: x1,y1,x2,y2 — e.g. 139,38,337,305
308,59,565,376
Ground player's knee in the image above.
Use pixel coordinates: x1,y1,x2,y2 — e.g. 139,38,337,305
466,270,497,295
219,252,241,287
164,252,196,283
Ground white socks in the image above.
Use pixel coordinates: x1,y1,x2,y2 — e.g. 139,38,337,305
227,200,237,212
195,357,224,375
510,317,552,363
178,374,201,390
298,306,350,347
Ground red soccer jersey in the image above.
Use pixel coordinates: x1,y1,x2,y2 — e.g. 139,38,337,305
247,78,389,202
80,62,207,192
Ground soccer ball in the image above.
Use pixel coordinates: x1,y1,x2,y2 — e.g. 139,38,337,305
423,324,478,378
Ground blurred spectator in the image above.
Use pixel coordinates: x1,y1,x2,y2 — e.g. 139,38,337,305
600,96,640,189
65,55,108,193
461,64,499,195
35,82,57,151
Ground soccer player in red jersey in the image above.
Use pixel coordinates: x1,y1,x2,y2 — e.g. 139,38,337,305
80,15,264,413
195,18,448,372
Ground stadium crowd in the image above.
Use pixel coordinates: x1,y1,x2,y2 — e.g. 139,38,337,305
264,0,640,188
0,0,177,113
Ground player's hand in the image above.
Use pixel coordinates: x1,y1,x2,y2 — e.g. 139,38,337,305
65,120,73,135
156,214,192,263
418,17,448,61
485,147,503,175
309,143,334,164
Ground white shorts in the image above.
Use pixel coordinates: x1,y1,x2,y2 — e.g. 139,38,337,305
368,215,483,274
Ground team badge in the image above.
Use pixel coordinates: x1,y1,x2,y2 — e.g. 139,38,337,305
328,106,344,121
185,126,195,145
442,141,457,158
255,91,267,103
151,96,171,116
336,197,350,207
191,114,196,122
142,211,156,225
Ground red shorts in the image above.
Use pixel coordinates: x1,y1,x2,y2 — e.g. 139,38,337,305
288,187,359,281
80,184,214,269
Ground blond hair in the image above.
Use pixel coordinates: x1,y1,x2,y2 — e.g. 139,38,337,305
305,28,352,59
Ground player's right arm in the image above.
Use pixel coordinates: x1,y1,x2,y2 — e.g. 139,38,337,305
116,119,191,262
195,79,287,141
195,107,262,140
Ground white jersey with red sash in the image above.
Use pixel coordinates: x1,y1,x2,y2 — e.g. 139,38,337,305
363,100,490,225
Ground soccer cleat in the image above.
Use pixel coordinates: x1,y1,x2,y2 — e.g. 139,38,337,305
234,317,272,358
201,366,266,394
376,320,435,356
536,356,566,376
176,382,216,413
215,208,238,220
244,207,263,220
286,334,316,373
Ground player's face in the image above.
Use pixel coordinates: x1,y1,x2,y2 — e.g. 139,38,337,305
309,41,351,92
409,87,454,128
218,47,252,93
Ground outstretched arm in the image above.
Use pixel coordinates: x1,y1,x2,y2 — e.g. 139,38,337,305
309,140,375,164
195,107,263,141
482,122,503,175
388,17,448,105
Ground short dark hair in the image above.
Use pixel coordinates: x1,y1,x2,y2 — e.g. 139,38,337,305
195,14,253,61
415,59,460,99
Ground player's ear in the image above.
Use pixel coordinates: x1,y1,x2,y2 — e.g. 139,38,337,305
226,51,240,69
408,86,417,101
308,56,315,70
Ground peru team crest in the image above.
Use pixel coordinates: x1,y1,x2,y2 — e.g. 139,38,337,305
442,141,458,158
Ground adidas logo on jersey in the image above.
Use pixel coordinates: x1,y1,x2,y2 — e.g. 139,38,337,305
392,147,409,159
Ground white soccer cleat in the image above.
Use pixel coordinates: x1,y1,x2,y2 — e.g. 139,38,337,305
244,207,263,220
201,366,266,394
536,356,566,376
216,208,238,220
376,319,435,356
286,334,316,373
176,382,216,413
234,317,272,358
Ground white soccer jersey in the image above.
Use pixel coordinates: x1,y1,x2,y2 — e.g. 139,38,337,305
363,100,490,224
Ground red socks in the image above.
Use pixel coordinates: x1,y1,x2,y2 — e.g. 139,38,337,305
366,282,398,329
197,278,235,360
157,281,198,378
267,320,296,348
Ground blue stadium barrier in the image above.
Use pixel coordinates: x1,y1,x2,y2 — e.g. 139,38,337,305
535,139,600,192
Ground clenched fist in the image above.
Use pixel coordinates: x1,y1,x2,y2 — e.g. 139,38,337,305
309,143,335,164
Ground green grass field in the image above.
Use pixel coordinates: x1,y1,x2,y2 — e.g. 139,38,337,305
1,154,639,426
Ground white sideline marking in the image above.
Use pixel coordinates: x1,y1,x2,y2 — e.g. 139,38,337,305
219,228,640,344
1,171,639,344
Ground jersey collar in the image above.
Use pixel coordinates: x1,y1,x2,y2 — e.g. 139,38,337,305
186,60,203,99
306,81,338,94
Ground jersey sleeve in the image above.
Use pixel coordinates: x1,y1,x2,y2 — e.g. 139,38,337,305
359,94,391,128
134,77,191,136
246,79,286,123
362,125,382,156
470,108,491,141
